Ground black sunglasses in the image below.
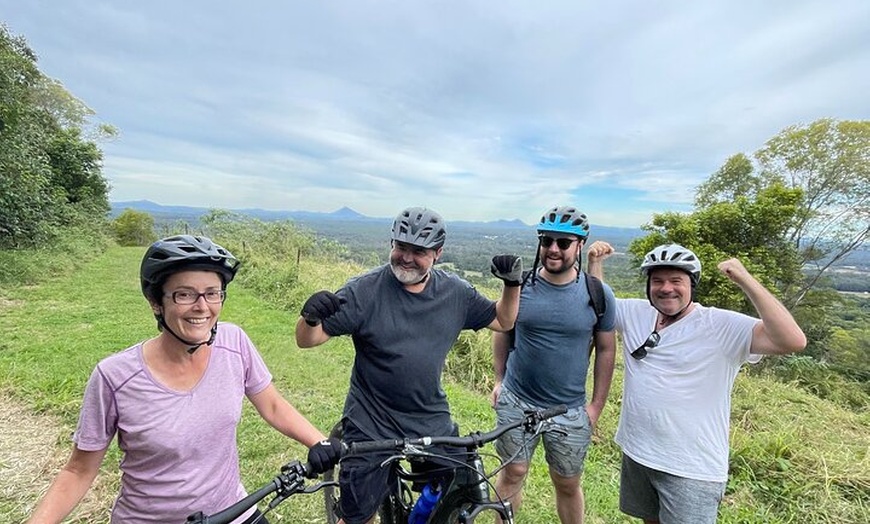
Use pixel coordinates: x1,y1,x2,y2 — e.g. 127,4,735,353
539,235,576,250
631,330,661,360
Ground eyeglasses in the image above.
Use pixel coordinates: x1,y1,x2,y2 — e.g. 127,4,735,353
631,330,660,360
539,236,576,250
166,290,226,305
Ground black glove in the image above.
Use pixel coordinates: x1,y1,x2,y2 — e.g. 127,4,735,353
490,255,523,287
307,438,342,476
301,291,346,326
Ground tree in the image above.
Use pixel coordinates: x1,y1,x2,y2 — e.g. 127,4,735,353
630,183,804,314
0,24,112,248
694,153,758,208
0,24,57,246
756,119,869,304
695,118,870,307
112,209,157,247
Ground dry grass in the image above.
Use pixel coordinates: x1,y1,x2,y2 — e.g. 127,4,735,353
0,393,117,523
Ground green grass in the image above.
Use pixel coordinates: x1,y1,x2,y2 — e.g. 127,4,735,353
1,246,868,523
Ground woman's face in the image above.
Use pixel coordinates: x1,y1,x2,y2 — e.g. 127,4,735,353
154,270,224,344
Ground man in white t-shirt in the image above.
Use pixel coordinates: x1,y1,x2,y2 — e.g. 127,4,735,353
587,242,806,524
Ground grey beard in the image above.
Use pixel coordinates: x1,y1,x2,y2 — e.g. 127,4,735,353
390,263,428,285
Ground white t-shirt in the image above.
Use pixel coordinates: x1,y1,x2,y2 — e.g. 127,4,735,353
614,299,760,482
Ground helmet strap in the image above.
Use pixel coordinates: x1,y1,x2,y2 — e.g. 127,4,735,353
155,314,218,354
646,279,695,320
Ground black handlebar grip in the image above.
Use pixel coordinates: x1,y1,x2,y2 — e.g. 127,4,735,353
347,439,403,455
538,404,568,420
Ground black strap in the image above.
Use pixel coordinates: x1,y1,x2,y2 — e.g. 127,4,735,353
584,272,606,332
507,270,606,349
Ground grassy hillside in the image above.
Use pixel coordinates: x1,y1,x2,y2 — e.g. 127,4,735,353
0,246,867,523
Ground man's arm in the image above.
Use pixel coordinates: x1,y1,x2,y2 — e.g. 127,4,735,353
488,285,521,332
586,330,616,427
487,255,523,332
718,259,807,355
490,331,511,407
585,240,614,281
295,318,332,348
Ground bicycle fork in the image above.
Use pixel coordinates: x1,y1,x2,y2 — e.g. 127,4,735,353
454,455,514,523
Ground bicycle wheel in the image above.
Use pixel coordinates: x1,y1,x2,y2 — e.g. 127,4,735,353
323,421,343,524
376,475,415,524
429,489,511,524
429,491,473,524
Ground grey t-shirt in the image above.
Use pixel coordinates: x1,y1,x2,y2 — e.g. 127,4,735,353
503,272,616,409
322,264,497,440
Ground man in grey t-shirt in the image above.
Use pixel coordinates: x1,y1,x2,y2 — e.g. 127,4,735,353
492,205,617,524
296,206,523,524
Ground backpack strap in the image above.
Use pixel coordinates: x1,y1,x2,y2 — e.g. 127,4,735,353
507,270,606,350
584,272,606,358
584,272,606,333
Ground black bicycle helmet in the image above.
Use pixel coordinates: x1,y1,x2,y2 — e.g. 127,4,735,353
537,206,590,238
140,235,240,301
390,207,447,249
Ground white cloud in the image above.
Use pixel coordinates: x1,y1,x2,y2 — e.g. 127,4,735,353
3,0,869,227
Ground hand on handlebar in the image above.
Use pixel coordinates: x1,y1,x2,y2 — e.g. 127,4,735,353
307,438,343,475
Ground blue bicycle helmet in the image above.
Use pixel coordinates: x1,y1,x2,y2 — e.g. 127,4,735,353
537,206,590,238
390,207,447,249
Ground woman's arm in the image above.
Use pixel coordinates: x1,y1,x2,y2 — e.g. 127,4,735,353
27,446,107,524
248,383,325,447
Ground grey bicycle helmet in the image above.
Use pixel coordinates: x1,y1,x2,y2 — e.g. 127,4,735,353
640,244,701,284
390,207,447,249
140,235,240,301
537,206,590,238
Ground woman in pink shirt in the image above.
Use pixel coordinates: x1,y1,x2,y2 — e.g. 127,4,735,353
28,235,341,524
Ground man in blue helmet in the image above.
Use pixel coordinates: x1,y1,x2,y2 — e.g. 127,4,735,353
491,205,618,524
295,206,523,524
587,241,806,524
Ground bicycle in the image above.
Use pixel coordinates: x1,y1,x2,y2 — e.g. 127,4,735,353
186,460,336,524
323,404,567,524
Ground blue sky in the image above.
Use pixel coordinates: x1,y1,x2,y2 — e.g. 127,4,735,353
3,1,869,227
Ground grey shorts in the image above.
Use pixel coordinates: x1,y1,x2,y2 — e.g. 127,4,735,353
493,387,592,478
619,453,726,524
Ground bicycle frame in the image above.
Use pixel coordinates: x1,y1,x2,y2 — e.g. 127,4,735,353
378,446,512,524
323,404,566,524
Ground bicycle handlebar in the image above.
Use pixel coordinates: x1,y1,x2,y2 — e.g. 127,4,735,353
186,460,332,524
346,404,567,455
187,405,566,523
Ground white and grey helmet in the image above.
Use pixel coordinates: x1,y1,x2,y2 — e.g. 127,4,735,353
641,244,701,284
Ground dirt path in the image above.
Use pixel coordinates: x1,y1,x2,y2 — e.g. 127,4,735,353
0,394,111,523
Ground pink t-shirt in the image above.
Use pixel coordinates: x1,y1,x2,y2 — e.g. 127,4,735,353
73,322,272,523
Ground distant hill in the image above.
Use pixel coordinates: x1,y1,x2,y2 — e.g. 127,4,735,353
110,200,644,244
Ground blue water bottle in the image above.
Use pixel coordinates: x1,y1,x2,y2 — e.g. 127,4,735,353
408,483,441,524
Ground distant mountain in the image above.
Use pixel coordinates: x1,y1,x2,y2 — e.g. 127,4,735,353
109,200,644,243
111,200,377,222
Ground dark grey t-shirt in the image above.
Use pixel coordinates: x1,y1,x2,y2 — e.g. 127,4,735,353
322,264,497,440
